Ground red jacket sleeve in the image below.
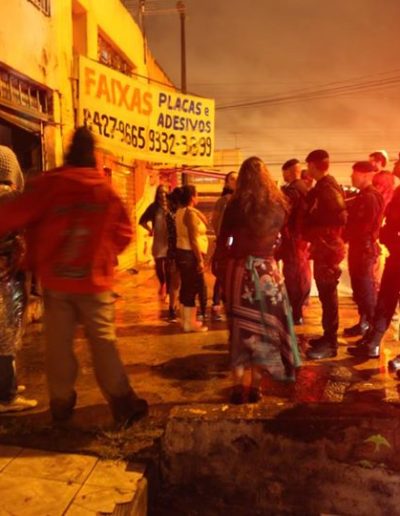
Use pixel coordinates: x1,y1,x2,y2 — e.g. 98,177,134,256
0,177,50,236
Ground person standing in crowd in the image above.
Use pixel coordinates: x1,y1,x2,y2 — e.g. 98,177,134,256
0,146,37,413
217,157,300,404
352,160,400,361
301,168,314,191
369,150,389,173
343,161,384,338
175,184,208,333
303,149,347,360
139,185,169,300
372,170,395,211
210,171,237,321
369,150,392,206
165,187,182,322
0,128,148,425
279,159,311,325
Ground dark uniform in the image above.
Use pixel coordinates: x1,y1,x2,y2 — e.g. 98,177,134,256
304,175,347,351
345,185,384,331
360,186,400,360
280,179,311,323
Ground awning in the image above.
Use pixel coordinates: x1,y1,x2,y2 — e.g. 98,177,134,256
0,106,41,134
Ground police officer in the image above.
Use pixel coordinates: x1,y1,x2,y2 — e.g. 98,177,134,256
354,162,400,361
280,158,311,324
303,149,347,359
344,161,384,337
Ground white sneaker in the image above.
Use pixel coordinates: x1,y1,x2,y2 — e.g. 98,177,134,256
0,396,38,413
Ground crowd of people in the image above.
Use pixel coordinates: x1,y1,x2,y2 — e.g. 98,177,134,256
0,126,399,416
141,148,400,403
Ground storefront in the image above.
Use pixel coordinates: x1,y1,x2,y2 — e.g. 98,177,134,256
0,63,53,178
77,55,215,268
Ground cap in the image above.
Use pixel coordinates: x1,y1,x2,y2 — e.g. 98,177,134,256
305,149,329,163
352,161,376,173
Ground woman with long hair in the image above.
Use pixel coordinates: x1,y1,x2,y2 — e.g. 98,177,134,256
139,185,169,299
175,184,208,332
217,157,300,404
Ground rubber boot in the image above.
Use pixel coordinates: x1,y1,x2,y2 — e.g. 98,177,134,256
181,306,208,333
190,307,208,332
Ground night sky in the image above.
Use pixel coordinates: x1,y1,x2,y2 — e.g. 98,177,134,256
143,0,400,180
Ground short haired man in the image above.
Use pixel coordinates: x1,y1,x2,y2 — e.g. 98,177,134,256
0,128,148,426
280,158,311,324
344,161,384,338
303,149,347,359
369,150,388,172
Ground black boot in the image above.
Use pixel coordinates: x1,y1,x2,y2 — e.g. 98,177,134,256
348,331,383,359
388,354,400,373
343,319,370,337
308,335,327,348
366,331,384,358
306,338,337,360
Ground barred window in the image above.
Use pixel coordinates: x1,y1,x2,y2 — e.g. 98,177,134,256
27,0,51,16
98,32,134,76
0,66,53,118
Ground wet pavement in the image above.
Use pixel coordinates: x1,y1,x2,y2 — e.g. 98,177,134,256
6,266,400,425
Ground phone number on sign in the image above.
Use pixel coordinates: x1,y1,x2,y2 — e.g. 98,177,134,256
82,108,213,158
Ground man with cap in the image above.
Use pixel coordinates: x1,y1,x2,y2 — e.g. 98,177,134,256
303,149,347,359
279,158,311,324
344,161,385,338
353,159,400,361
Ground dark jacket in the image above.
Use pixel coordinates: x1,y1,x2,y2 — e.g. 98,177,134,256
380,186,400,256
304,174,347,264
281,178,308,243
218,198,286,259
345,185,384,245
304,175,347,230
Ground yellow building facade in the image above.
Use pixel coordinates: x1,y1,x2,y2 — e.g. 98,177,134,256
0,0,192,267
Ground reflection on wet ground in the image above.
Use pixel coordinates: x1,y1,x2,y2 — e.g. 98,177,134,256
15,269,400,424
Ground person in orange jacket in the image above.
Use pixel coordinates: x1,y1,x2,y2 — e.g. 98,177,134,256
0,127,148,426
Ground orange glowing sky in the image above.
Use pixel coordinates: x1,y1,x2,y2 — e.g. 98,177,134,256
144,0,400,181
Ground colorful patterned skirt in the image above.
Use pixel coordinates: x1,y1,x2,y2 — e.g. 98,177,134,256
224,255,301,380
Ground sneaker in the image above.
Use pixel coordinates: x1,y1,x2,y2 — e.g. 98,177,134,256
0,396,38,413
167,309,178,322
211,306,223,321
16,385,26,394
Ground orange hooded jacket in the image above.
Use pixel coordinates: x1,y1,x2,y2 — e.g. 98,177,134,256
0,166,132,293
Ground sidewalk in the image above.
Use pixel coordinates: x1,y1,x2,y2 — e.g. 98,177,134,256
0,444,147,515
3,267,400,429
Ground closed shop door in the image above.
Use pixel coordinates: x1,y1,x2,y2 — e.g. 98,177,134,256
112,165,137,270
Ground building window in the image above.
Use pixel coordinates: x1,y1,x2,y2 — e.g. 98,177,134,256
98,33,134,76
27,0,51,16
0,66,53,118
